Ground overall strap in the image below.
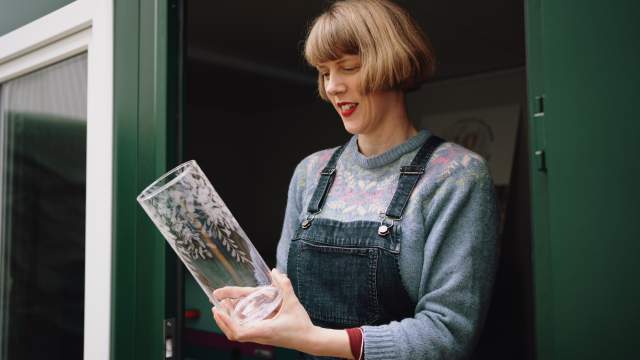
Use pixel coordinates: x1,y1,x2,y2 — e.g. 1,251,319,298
384,135,445,220
305,144,348,215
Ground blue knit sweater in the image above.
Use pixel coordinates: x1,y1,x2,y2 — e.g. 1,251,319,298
276,129,499,359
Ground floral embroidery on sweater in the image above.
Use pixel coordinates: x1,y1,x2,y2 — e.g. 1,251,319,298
296,138,490,222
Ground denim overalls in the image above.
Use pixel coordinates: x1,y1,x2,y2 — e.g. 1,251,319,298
287,135,444,359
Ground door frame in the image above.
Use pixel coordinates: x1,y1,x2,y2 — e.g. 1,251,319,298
0,1,114,359
112,0,179,358
525,0,553,358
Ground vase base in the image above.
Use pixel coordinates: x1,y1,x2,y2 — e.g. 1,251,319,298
231,286,282,326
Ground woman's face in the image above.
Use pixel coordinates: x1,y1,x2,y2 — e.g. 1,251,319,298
317,55,399,136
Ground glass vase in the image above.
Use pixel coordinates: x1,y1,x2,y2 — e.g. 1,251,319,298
137,160,282,326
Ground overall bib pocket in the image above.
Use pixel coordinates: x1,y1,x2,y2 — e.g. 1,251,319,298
292,239,381,327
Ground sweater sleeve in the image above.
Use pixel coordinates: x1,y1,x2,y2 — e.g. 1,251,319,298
361,158,499,360
275,159,308,274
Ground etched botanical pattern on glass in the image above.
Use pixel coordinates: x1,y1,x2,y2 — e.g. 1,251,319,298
137,161,281,325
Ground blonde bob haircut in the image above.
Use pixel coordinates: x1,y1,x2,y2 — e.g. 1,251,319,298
304,0,436,100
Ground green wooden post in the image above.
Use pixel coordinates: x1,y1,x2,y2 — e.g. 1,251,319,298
527,0,640,358
112,0,175,358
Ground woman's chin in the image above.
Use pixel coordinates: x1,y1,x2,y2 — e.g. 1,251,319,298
341,118,363,135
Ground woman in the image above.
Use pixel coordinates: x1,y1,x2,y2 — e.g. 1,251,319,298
212,1,498,359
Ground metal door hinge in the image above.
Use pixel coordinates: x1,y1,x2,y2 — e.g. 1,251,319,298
534,95,545,118
164,318,176,359
535,149,547,172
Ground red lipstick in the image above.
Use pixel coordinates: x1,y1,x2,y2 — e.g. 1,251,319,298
337,101,358,117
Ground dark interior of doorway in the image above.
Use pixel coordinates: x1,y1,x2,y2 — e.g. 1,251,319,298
179,1,532,359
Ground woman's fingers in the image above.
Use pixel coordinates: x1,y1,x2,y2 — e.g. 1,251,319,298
213,307,269,343
211,270,298,344
212,308,236,340
271,269,293,295
213,307,245,342
213,286,257,301
217,298,238,314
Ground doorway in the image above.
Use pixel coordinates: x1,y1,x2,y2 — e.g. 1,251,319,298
178,1,532,359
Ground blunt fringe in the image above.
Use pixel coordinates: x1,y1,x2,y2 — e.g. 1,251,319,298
304,0,437,100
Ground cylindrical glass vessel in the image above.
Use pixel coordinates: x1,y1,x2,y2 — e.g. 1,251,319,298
137,160,281,325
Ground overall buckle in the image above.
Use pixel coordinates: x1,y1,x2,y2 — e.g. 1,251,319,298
301,214,315,229
377,215,396,236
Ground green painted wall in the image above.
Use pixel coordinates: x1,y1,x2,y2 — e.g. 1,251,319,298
0,0,74,36
527,0,640,358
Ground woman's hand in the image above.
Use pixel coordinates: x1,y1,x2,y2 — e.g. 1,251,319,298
211,269,321,353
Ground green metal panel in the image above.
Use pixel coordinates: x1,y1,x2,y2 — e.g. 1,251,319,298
165,0,182,356
0,0,74,36
524,0,553,358
112,0,140,356
112,0,174,358
528,0,640,358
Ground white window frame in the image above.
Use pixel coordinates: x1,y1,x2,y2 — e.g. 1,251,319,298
0,1,113,359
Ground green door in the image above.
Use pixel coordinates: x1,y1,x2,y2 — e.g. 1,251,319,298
112,0,180,358
526,0,640,358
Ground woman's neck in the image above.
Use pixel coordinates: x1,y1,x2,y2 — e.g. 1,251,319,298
356,96,418,157
357,124,418,157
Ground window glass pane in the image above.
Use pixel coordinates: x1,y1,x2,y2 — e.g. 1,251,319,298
0,53,87,359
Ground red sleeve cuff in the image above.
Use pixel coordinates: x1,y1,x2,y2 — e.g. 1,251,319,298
345,327,364,360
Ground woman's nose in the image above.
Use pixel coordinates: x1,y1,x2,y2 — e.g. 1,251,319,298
325,75,346,95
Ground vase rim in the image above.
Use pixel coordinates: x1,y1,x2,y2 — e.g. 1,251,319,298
136,159,199,202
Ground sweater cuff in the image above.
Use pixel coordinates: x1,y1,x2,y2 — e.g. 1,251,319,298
346,327,364,360
361,325,396,359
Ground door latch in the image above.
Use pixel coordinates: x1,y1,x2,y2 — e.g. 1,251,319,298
164,318,176,359
534,95,545,118
535,149,547,172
